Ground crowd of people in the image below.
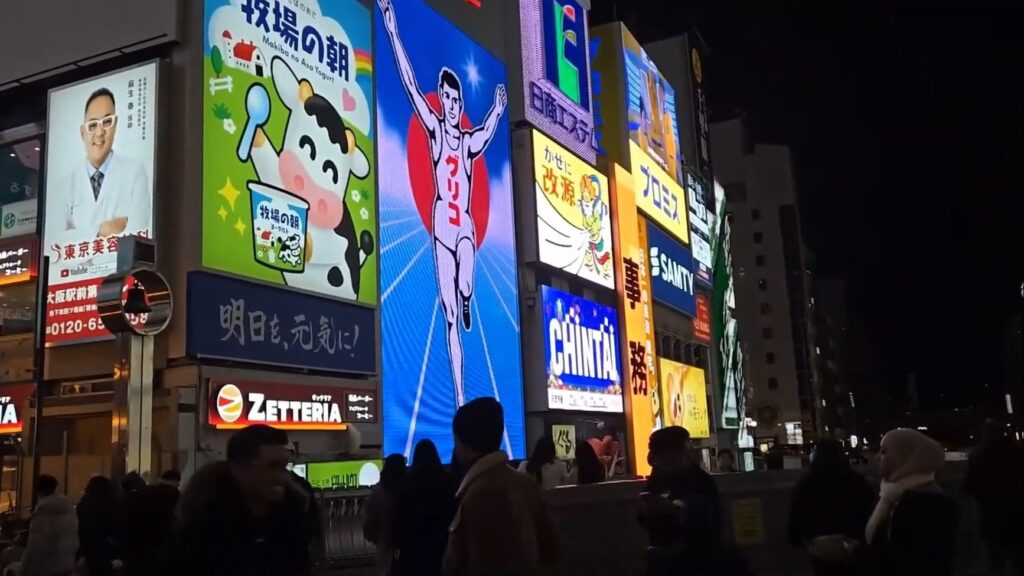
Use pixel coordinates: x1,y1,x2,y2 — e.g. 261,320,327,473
8,399,1021,576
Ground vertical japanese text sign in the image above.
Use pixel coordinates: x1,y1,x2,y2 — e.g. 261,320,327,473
611,163,659,476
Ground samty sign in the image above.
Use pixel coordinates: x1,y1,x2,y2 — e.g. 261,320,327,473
208,380,376,430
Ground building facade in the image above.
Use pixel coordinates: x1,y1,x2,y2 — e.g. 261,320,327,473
710,117,823,445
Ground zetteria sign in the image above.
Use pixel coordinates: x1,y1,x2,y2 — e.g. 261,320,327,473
0,384,34,434
647,222,696,317
542,285,623,413
186,271,376,375
208,380,377,430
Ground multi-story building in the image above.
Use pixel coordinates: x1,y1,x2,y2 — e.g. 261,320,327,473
813,276,857,439
710,117,822,445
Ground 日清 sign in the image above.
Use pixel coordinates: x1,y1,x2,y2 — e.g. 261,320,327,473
647,221,696,317
686,170,712,287
0,383,33,434
519,0,596,163
186,271,376,375
0,236,37,287
208,379,377,430
532,129,614,289
630,141,688,246
542,285,622,413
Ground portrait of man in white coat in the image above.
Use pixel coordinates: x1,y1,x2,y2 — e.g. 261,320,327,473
49,87,151,272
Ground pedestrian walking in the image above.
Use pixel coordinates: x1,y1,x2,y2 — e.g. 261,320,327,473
121,470,181,576
77,475,119,576
170,425,313,576
20,475,78,576
866,428,958,576
392,440,455,576
573,440,606,485
518,436,570,489
962,419,1023,576
445,397,559,576
788,439,876,576
641,426,749,576
363,454,406,575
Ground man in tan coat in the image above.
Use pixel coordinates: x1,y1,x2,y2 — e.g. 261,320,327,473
445,398,559,576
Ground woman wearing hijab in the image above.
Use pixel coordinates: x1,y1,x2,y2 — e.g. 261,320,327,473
788,439,876,576
867,428,958,576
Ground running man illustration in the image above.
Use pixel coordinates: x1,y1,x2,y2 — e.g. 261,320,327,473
379,0,507,407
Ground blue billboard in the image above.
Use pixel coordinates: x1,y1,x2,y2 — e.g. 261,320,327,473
647,221,696,317
376,0,525,460
542,286,623,413
186,271,376,374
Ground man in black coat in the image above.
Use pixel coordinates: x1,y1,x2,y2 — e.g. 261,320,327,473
170,425,314,576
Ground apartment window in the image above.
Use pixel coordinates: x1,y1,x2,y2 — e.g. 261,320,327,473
762,327,774,339
768,377,779,390
758,279,768,291
760,302,772,315
766,352,776,364
753,232,764,244
751,209,761,221
755,254,766,267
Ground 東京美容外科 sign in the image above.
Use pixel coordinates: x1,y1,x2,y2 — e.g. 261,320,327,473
186,271,376,375
647,221,696,317
686,170,712,287
208,379,376,430
42,61,158,345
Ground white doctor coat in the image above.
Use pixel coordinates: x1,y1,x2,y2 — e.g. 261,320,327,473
46,151,152,267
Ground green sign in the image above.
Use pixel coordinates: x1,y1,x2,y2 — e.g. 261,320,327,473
307,459,382,491
202,0,377,305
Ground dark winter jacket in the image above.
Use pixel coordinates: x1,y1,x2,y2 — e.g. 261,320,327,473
169,462,313,576
788,465,876,547
77,492,119,576
392,470,456,576
869,487,958,576
120,481,180,576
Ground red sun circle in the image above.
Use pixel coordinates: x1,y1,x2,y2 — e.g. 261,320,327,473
406,92,490,248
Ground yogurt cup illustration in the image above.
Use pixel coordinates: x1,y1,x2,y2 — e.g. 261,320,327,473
249,182,309,273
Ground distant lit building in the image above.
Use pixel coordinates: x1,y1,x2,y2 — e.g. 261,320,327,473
710,117,823,444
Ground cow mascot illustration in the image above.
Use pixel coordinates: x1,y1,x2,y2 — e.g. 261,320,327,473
239,56,373,300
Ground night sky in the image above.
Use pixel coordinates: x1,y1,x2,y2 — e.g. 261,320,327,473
592,0,1023,424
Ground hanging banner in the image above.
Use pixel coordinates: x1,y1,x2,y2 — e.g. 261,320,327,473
202,0,377,305
542,285,622,412
611,163,659,476
687,40,713,182
42,61,158,345
552,424,577,460
532,129,614,288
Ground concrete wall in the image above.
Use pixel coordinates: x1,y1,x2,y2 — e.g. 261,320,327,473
0,0,182,88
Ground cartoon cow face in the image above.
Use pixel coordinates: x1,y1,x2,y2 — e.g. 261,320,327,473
271,57,370,230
